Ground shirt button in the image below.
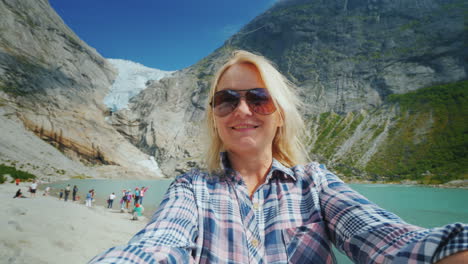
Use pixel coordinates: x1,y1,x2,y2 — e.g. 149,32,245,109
253,203,259,210
251,239,259,247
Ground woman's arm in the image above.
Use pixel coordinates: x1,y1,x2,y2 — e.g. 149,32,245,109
89,173,198,264
313,165,468,263
436,250,468,263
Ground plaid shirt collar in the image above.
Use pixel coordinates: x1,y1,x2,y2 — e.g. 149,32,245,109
219,152,297,183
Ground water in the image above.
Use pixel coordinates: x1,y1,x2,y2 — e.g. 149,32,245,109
336,184,468,263
47,180,468,263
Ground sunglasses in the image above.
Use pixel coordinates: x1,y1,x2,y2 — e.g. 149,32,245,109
210,88,277,117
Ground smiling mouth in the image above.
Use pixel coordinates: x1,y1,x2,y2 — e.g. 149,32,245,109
231,125,259,130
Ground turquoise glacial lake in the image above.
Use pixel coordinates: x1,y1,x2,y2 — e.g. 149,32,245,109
48,180,468,263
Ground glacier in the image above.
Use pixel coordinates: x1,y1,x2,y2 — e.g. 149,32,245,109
104,58,174,111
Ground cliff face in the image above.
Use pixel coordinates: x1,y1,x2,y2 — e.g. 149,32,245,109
228,0,466,113
309,80,467,182
115,0,466,180
1,0,466,181
0,0,163,180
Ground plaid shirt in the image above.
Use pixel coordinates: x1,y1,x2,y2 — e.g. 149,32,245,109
90,153,468,263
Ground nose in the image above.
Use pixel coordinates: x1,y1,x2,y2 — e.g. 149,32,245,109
233,97,253,116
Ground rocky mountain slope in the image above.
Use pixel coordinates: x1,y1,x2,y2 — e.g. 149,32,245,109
113,0,467,181
0,0,163,180
0,0,466,182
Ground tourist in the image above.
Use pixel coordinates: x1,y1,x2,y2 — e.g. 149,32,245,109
15,178,20,186
133,187,140,205
72,185,78,201
139,186,148,205
107,192,116,209
13,188,25,198
43,186,50,196
64,184,71,202
85,190,93,207
90,50,467,263
29,180,37,197
125,190,132,209
58,189,63,200
90,189,96,204
131,203,143,221
120,189,127,212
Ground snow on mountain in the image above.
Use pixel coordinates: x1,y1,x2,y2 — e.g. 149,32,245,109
104,59,174,111
137,156,163,176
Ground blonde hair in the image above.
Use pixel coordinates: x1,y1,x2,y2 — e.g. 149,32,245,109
205,50,308,171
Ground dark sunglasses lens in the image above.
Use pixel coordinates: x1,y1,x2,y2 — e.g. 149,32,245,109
246,89,276,115
213,91,239,117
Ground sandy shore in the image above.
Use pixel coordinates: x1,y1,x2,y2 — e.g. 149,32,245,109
0,182,147,264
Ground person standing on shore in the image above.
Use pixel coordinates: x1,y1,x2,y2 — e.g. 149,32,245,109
29,180,37,197
85,190,93,207
15,178,20,186
120,189,127,212
72,185,78,201
133,187,140,205
90,189,96,205
125,190,132,209
107,192,116,209
139,186,148,205
64,184,71,202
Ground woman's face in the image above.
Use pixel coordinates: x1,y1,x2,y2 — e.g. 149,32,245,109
214,63,283,156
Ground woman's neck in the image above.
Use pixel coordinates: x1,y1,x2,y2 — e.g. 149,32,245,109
227,150,273,198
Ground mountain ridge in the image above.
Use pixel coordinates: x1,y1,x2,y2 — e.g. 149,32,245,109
114,0,466,181
0,0,164,181
0,0,466,183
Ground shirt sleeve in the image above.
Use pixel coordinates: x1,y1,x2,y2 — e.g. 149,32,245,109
89,173,199,264
314,165,468,263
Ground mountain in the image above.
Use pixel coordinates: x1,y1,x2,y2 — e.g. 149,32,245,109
111,0,467,182
0,0,164,180
0,0,466,183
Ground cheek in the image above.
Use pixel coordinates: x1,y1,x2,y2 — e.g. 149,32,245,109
268,115,282,131
217,126,228,141
214,118,228,138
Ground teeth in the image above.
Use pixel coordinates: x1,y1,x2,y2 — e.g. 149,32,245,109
233,125,256,129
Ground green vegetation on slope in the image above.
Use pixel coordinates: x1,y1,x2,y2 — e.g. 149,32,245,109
309,81,467,184
0,164,37,184
311,111,365,161
366,80,468,183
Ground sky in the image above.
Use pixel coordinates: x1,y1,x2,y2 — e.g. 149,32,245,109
49,0,276,71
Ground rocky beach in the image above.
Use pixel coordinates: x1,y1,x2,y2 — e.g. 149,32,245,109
0,182,147,264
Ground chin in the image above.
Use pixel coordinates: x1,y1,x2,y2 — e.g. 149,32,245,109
227,141,267,155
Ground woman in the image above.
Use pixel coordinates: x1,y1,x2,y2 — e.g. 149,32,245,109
85,190,93,207
72,185,78,201
13,188,24,198
90,50,467,263
120,189,127,211
134,187,140,205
